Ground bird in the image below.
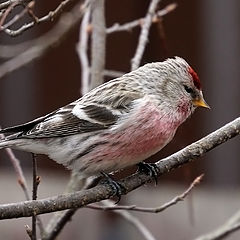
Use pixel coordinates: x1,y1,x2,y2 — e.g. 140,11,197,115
0,57,209,179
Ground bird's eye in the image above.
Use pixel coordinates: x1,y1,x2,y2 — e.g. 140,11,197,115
184,85,194,94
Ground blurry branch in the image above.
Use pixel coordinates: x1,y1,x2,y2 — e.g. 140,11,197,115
44,209,76,240
87,174,203,213
43,173,88,240
0,0,91,80
31,154,40,240
90,0,106,89
0,131,30,198
0,3,176,59
131,0,161,70
0,131,44,236
0,1,18,27
76,6,91,95
103,69,125,78
195,209,240,240
0,1,35,32
0,0,31,10
107,3,177,34
1,0,77,36
101,200,157,240
0,116,240,219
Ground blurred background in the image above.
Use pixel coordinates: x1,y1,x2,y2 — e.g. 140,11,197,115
0,0,240,239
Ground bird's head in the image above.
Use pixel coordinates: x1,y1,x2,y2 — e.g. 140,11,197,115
139,57,210,116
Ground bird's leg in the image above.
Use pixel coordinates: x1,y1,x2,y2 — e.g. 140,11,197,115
100,172,126,204
137,162,159,185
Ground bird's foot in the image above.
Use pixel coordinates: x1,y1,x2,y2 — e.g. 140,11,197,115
137,162,159,185
101,172,125,204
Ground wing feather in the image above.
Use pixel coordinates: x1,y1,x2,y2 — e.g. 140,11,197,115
1,83,144,139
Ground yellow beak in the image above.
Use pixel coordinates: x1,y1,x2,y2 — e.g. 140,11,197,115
193,92,210,109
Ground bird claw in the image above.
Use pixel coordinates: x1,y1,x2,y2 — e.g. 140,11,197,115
101,172,125,204
137,162,159,185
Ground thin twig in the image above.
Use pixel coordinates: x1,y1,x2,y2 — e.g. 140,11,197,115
43,209,76,240
31,153,38,240
107,3,177,34
0,0,31,10
77,6,91,95
0,1,35,31
87,174,203,213
3,148,30,200
25,224,33,239
195,209,240,240
0,131,45,236
0,1,18,27
0,117,239,219
0,2,176,59
3,0,76,37
103,69,125,78
102,199,157,240
131,0,161,70
0,0,91,80
43,172,88,240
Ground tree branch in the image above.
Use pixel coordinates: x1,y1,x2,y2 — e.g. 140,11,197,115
101,200,157,240
0,131,45,236
106,3,177,34
76,6,91,95
90,0,106,89
131,0,161,70
195,209,240,240
0,0,31,10
0,117,239,220
86,174,203,213
2,0,77,37
0,0,91,80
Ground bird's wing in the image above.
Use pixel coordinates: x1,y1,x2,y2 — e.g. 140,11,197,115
1,89,143,139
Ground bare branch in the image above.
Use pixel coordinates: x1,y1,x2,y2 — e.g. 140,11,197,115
0,0,91,80
87,174,203,213
3,147,30,199
131,0,161,70
103,69,125,78
76,7,91,95
43,173,88,240
0,1,18,27
0,1,35,31
101,199,157,240
0,117,239,220
195,209,240,240
0,0,31,10
90,0,106,89
31,153,40,240
0,131,45,236
43,209,76,240
3,0,77,37
107,3,177,34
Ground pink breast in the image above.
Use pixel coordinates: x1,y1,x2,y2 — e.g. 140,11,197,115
97,103,181,162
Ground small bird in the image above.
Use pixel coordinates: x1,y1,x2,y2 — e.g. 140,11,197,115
0,57,209,178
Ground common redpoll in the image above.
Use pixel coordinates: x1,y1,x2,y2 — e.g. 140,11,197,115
0,57,209,177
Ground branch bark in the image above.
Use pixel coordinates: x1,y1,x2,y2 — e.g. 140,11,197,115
90,0,106,89
0,116,239,220
131,0,161,70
